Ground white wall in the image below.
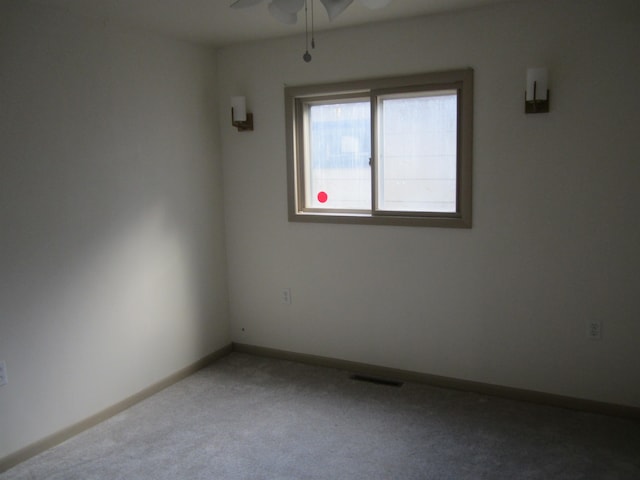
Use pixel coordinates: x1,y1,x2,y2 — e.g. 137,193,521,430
218,0,640,408
1,0,638,464
0,1,229,459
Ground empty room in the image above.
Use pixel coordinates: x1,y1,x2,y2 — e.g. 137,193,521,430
1,0,639,478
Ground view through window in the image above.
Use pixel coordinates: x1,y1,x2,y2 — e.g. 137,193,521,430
286,69,473,227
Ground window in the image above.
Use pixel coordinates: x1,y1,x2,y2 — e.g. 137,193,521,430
285,69,473,227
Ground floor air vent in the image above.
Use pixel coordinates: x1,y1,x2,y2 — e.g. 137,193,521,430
350,374,403,387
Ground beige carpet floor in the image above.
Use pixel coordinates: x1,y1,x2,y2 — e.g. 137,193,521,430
2,352,639,479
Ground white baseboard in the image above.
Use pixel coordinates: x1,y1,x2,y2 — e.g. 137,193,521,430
233,342,640,420
0,344,232,474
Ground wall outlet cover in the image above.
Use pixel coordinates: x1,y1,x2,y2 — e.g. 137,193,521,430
0,361,7,386
587,320,602,340
282,288,292,305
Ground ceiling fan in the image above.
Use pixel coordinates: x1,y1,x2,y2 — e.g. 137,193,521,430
231,0,393,62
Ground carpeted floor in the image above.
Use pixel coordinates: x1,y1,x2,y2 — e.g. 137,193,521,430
2,352,640,479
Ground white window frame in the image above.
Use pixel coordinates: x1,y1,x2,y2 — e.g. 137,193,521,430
285,69,473,228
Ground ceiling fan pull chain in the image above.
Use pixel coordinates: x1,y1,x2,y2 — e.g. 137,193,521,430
311,0,316,49
303,0,312,62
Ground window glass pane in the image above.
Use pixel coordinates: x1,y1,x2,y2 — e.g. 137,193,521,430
377,91,458,213
306,102,371,210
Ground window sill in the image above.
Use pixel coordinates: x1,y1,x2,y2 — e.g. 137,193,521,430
289,211,471,228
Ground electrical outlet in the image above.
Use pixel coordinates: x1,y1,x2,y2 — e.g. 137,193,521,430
0,361,7,387
587,320,602,340
282,288,292,305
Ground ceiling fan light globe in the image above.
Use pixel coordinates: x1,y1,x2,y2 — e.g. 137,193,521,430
272,0,305,14
231,0,265,8
358,0,392,9
268,1,298,24
319,0,354,21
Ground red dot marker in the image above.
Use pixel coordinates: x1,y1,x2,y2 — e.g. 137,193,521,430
317,191,328,203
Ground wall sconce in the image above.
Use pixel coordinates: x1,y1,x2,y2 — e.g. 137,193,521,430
231,96,253,131
525,67,550,114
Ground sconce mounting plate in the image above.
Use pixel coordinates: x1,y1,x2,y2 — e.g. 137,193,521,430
232,112,254,132
525,90,550,114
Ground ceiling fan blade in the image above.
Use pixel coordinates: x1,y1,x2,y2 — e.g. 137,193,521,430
271,0,305,14
358,0,392,8
231,0,265,8
268,1,298,24
319,0,354,21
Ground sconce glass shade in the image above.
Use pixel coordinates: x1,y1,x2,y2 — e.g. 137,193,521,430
526,68,548,101
231,96,254,131
525,67,550,113
231,96,247,122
